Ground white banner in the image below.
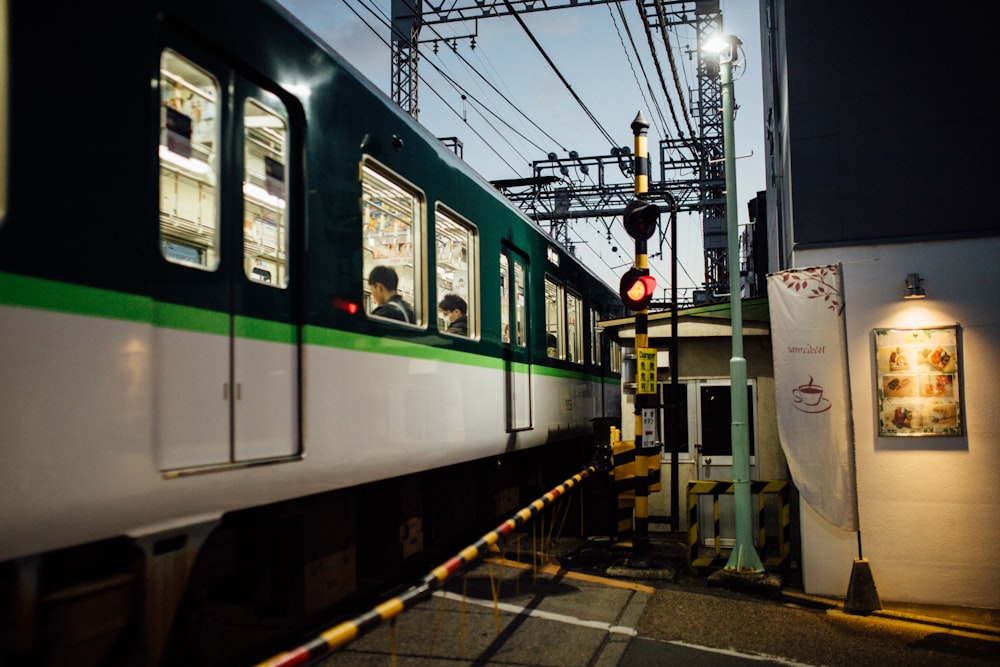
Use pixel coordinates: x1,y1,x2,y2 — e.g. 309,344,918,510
767,265,858,531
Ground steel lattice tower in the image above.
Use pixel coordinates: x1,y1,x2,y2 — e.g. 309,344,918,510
693,3,727,301
391,0,422,119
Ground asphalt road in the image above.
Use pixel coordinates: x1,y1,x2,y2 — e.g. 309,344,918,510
294,548,998,667
631,581,998,666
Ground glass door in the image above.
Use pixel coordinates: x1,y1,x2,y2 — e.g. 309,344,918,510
680,379,758,546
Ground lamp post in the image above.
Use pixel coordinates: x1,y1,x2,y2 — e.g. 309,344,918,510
704,34,764,574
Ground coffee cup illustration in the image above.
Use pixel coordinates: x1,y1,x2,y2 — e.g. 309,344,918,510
793,377,824,407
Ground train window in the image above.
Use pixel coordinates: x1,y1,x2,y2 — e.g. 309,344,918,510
0,0,6,226
158,50,220,270
242,97,288,288
500,255,510,343
544,277,564,359
361,161,424,326
514,260,526,346
590,308,602,365
610,340,622,373
435,207,477,338
499,253,525,346
566,291,583,364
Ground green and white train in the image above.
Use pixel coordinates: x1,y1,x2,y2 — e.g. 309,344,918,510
0,1,623,663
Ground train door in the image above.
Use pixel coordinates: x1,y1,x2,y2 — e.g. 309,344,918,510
231,92,298,461
500,245,532,431
683,379,758,546
154,45,299,470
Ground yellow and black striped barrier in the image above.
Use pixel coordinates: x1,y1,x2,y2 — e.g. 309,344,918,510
254,466,596,667
686,479,790,572
610,426,662,536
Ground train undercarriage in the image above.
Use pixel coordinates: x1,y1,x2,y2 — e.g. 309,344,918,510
0,436,612,666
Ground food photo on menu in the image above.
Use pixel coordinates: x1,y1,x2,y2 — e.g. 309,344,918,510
874,327,962,436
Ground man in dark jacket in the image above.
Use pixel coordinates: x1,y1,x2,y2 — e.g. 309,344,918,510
369,265,415,324
438,293,468,335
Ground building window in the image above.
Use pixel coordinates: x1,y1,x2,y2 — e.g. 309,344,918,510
668,379,757,462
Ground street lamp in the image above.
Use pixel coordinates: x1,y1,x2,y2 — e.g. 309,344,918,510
703,34,764,574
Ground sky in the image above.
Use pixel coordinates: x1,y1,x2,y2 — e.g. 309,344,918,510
275,0,765,298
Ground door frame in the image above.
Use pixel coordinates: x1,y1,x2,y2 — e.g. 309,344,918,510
501,243,532,432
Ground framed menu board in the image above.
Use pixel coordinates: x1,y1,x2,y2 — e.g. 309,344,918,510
874,326,962,436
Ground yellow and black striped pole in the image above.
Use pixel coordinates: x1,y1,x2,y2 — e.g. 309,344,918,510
627,112,659,568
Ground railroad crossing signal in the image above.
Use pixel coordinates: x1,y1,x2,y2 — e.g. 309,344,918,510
622,197,660,240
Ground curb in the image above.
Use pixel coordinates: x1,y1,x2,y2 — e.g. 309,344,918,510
780,590,1000,638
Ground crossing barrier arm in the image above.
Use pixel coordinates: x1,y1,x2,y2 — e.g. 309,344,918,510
254,466,597,666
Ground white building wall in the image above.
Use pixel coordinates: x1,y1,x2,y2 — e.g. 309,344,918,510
793,237,1000,609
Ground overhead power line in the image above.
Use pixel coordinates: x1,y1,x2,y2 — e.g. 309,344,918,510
500,0,619,150
650,0,697,140
609,2,668,139
393,0,569,153
347,0,524,172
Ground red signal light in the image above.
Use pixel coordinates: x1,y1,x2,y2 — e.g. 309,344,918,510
626,275,655,301
619,267,656,311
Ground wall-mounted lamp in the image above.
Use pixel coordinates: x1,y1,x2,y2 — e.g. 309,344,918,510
904,273,926,299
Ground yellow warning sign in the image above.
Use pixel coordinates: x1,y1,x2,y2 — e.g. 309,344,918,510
637,347,657,394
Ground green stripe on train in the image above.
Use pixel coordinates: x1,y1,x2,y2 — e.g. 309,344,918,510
154,300,229,336
0,272,154,322
0,272,271,340
234,314,297,343
0,272,619,383
302,325,504,370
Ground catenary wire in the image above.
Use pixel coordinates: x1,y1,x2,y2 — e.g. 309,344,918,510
355,0,566,169
392,0,569,153
500,0,618,150
609,1,668,139
346,0,524,173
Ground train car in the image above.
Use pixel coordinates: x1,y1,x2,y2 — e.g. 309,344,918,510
0,1,623,664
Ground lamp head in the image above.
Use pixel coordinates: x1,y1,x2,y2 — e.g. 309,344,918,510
904,273,926,299
702,34,742,63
